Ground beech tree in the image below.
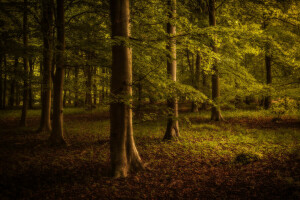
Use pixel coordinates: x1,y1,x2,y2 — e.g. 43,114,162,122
20,0,29,127
49,0,66,145
110,0,144,178
209,0,222,121
38,0,54,132
164,0,179,140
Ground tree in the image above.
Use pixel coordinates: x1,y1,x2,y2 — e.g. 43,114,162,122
0,54,3,109
164,0,179,140
38,0,54,132
20,0,29,127
49,0,66,145
110,0,144,178
209,0,222,121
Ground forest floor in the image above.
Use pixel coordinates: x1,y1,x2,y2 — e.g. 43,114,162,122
0,107,299,199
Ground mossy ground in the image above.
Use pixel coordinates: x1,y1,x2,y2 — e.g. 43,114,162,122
0,107,299,199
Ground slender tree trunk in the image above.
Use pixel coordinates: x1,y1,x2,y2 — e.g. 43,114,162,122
20,0,29,127
3,55,7,109
16,85,20,106
28,59,34,109
0,54,3,109
264,51,272,109
10,58,18,107
192,52,201,112
50,0,66,145
209,0,222,121
93,82,97,105
39,0,53,132
187,49,198,112
201,57,208,110
102,68,105,101
63,75,67,107
164,0,179,140
136,81,142,118
110,0,144,178
85,64,92,106
74,66,79,107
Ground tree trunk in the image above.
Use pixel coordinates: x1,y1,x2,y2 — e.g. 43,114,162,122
85,65,92,107
110,0,144,178
74,66,79,107
264,52,272,109
136,81,142,118
0,54,3,109
187,49,198,112
39,0,54,132
10,58,18,107
20,0,29,127
209,0,222,121
3,55,7,109
93,82,97,105
16,84,20,106
50,0,66,145
192,52,201,112
28,59,34,109
63,87,66,107
164,0,179,140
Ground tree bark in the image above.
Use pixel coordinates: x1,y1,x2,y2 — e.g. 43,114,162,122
74,66,79,107
209,0,222,121
187,49,198,112
3,55,7,109
20,0,29,127
110,0,143,178
50,0,66,145
192,51,201,112
85,63,92,107
28,59,34,109
264,50,272,109
38,0,53,132
9,58,18,107
0,54,3,109
164,0,179,140
16,84,20,106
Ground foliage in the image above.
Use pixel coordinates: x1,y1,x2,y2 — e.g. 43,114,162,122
270,97,298,119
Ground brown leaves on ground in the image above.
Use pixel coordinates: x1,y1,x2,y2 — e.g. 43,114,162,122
0,112,299,199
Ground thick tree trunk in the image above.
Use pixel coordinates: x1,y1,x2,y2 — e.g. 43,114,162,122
38,0,53,132
164,0,179,140
264,53,272,109
110,0,143,178
50,0,66,145
20,0,29,127
209,0,222,121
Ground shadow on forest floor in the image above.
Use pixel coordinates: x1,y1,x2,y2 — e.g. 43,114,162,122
0,109,299,199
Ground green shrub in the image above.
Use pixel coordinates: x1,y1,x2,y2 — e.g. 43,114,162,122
270,97,298,120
